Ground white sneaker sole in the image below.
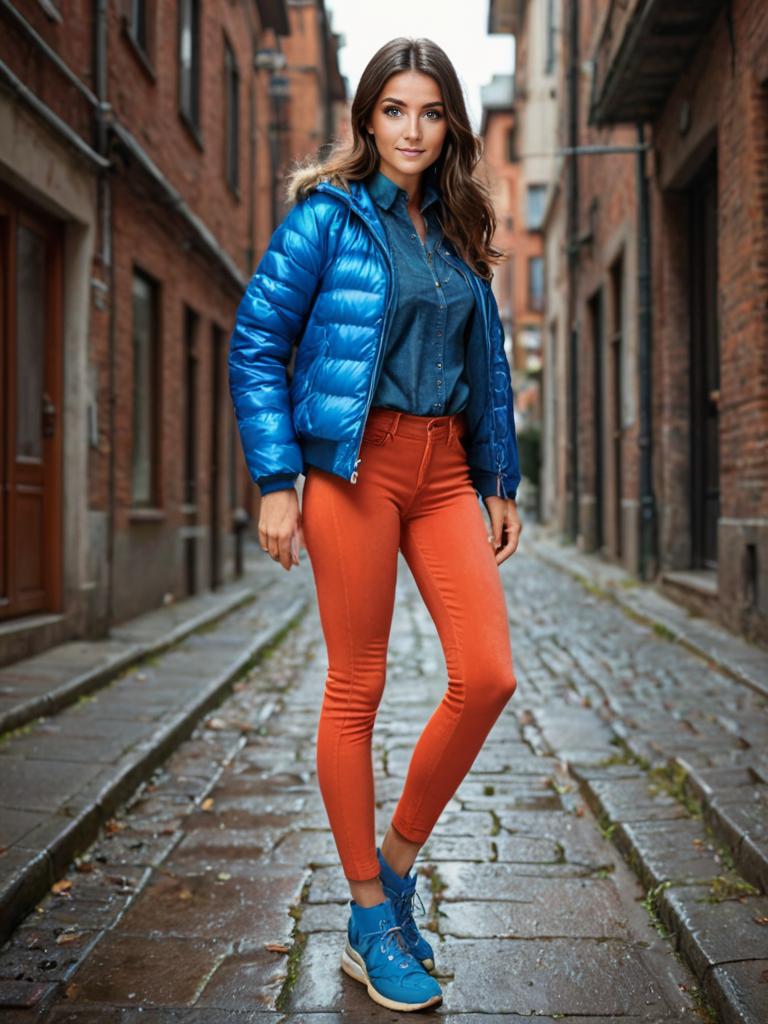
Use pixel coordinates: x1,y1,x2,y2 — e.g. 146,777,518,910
340,940,443,1012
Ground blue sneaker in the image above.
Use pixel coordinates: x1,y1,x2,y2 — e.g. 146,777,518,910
377,846,436,971
341,897,442,1011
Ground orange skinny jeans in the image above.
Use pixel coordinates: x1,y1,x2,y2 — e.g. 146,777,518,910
301,406,518,881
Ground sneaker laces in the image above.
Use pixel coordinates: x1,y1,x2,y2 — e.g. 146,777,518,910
361,921,415,970
391,886,426,944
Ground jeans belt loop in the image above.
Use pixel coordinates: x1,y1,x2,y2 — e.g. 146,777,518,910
388,410,402,442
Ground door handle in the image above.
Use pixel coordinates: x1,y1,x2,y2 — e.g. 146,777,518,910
42,392,56,438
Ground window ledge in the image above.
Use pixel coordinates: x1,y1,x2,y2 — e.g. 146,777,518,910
179,110,204,151
121,21,156,82
129,507,166,523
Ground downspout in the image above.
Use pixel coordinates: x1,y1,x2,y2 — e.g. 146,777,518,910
318,0,333,154
565,0,580,542
244,0,258,272
93,0,115,629
636,121,657,579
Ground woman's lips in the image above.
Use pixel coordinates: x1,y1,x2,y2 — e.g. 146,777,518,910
398,148,425,156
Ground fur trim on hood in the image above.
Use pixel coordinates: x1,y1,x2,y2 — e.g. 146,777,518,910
283,159,353,206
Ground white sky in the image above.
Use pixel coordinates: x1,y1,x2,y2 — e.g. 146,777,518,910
324,0,515,134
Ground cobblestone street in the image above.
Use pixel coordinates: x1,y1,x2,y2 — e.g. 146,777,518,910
1,527,767,1022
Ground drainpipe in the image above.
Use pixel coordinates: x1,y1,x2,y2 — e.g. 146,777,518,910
565,0,580,542
93,0,115,630
636,121,657,579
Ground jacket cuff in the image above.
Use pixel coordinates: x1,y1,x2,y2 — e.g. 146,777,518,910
258,474,298,495
471,469,518,502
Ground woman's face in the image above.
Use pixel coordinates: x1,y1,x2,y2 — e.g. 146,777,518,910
365,70,448,195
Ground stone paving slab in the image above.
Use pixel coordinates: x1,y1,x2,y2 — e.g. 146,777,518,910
708,960,768,1024
530,523,768,699
0,560,277,738
0,559,310,946
0,541,734,1021
678,756,768,892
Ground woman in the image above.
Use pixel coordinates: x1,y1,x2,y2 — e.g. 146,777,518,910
229,36,522,1013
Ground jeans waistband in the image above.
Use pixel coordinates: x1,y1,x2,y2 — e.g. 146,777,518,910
365,406,468,444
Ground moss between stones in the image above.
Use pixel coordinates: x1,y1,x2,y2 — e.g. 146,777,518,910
274,874,312,1012
647,761,703,818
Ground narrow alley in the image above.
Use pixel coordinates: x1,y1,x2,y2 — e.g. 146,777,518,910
1,527,765,1022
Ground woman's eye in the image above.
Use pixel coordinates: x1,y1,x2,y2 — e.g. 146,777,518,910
381,106,443,119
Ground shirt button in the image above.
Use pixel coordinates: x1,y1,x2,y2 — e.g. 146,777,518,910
436,362,442,367
437,379,443,386
435,281,441,288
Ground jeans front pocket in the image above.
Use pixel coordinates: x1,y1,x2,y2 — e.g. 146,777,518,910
361,427,391,447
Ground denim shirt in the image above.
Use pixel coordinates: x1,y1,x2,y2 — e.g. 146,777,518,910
365,168,474,417
258,170,476,496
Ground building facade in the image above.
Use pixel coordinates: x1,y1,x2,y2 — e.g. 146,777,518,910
486,0,561,513
0,0,346,665
504,0,768,645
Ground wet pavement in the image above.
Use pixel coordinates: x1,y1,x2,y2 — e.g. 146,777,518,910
1,525,767,1021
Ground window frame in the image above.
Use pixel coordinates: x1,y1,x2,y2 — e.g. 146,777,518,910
130,267,162,511
178,0,203,145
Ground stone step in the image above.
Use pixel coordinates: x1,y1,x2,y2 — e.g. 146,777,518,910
676,756,768,894
571,759,768,1024
0,577,310,945
0,578,271,738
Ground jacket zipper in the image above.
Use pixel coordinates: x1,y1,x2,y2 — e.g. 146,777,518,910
313,184,398,483
313,184,504,490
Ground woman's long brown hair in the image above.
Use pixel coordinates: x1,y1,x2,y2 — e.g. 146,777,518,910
283,36,505,280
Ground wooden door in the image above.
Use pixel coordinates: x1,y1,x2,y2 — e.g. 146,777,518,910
689,152,720,568
0,190,63,621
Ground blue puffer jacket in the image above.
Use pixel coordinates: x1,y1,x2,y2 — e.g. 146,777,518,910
228,177,521,501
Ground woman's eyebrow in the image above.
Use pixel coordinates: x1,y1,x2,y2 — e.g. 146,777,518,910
381,97,445,108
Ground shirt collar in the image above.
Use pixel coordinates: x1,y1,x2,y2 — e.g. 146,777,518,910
366,168,441,215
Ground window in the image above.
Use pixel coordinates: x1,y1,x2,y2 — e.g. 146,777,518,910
526,184,547,231
179,0,201,133
131,270,160,506
506,125,518,163
130,0,150,56
183,307,199,506
545,0,556,75
528,256,544,312
224,37,240,193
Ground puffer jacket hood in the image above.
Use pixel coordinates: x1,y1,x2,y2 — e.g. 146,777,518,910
228,173,521,500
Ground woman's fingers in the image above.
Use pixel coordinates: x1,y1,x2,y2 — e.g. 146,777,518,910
484,496,522,565
259,490,301,571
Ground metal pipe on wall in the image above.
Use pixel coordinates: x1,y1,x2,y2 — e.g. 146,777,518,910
636,120,657,579
565,0,580,543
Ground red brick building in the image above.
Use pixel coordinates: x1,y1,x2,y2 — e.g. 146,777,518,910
529,0,768,645
0,0,346,664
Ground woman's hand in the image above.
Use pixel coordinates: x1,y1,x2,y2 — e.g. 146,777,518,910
258,489,305,571
483,496,522,565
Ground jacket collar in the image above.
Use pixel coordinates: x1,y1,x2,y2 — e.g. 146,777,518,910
364,168,441,215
